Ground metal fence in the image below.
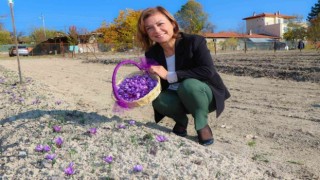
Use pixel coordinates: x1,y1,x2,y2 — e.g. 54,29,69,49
0,40,312,57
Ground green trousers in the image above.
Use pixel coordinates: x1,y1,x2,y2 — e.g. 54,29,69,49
152,78,216,130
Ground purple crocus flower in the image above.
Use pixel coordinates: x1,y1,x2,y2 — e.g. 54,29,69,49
43,145,51,152
128,120,136,125
64,162,75,176
133,164,143,172
156,135,168,142
45,154,56,160
54,137,63,148
52,125,62,132
103,155,113,164
87,128,97,135
0,78,5,83
117,124,126,129
55,100,62,105
32,98,41,105
35,144,44,152
18,97,24,103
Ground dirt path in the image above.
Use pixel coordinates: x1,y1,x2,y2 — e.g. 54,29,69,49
1,56,319,178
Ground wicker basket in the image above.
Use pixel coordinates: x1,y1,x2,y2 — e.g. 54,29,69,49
112,60,161,108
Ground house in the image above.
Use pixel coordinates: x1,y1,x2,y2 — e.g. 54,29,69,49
202,32,280,51
243,11,295,38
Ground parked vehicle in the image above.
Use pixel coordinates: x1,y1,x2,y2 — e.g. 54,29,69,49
9,46,29,57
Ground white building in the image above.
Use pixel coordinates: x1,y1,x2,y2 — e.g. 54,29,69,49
243,11,295,39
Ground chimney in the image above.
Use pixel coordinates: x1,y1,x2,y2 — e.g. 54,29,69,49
253,12,256,16
249,30,252,35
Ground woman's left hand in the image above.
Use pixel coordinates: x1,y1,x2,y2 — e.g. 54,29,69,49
149,65,167,80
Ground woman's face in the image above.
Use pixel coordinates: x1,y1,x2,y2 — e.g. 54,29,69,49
144,12,175,44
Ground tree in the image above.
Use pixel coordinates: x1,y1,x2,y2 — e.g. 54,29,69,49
307,0,320,21
95,9,141,51
174,0,208,34
307,13,320,48
29,28,61,43
283,16,307,45
0,30,12,44
202,22,215,33
225,38,238,50
0,23,4,31
67,26,79,57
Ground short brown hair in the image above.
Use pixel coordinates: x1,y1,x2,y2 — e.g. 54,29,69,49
137,6,180,51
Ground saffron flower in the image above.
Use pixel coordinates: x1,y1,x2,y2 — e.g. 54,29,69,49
64,162,75,176
128,120,136,125
18,97,24,103
116,74,157,102
45,154,56,161
156,135,168,142
0,77,5,83
87,128,97,135
43,145,51,152
55,100,62,105
52,125,62,132
133,164,143,172
117,124,126,129
32,98,41,105
35,144,44,152
103,155,113,164
54,137,63,148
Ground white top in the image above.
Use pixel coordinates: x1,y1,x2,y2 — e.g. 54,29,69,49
166,55,179,90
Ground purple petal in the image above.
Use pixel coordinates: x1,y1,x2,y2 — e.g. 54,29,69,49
45,154,56,160
54,137,63,147
35,144,44,152
103,155,113,164
52,125,62,132
88,128,97,135
64,162,75,176
128,120,136,125
133,164,143,172
117,124,126,129
43,145,51,152
156,135,168,142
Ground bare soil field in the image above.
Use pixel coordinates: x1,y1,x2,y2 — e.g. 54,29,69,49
0,50,319,179
214,50,320,83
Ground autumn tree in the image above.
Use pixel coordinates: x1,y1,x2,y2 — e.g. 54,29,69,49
0,30,12,44
67,26,79,57
307,0,320,21
0,23,12,44
174,0,209,34
307,13,320,48
95,9,141,51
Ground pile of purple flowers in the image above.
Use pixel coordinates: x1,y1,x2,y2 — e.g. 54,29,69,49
117,74,157,102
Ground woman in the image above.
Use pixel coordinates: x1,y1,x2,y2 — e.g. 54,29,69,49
137,6,230,146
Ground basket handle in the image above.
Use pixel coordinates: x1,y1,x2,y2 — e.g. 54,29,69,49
112,60,142,102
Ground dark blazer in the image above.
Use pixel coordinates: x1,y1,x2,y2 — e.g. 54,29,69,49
145,32,230,122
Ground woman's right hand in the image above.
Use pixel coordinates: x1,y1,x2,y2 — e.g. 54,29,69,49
149,65,168,80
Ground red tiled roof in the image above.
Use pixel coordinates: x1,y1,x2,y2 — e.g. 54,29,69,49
202,32,279,39
243,13,295,20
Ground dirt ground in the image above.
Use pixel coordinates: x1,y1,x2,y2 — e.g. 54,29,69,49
0,51,319,179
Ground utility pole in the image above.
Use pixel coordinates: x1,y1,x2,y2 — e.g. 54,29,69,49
8,0,23,84
40,13,46,39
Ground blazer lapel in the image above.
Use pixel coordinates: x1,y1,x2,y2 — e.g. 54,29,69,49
154,43,167,69
174,36,184,69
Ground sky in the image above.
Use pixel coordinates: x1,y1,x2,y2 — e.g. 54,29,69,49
0,0,317,35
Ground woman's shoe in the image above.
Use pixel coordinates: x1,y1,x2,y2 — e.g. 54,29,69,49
197,125,214,146
172,123,187,137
